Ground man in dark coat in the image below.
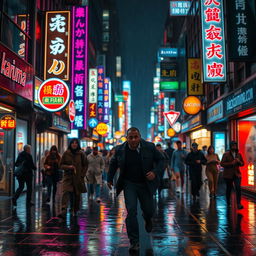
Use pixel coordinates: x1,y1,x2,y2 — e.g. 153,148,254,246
185,142,207,201
107,127,164,253
13,145,36,207
220,141,244,209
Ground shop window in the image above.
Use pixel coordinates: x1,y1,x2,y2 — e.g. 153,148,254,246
238,116,256,189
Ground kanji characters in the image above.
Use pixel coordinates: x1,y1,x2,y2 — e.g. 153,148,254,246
50,37,65,55
206,43,223,58
53,84,64,95
205,25,222,40
205,7,220,22
204,0,220,6
49,14,66,33
207,62,224,77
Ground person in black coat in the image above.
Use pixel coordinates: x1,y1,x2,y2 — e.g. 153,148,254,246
13,145,36,207
185,142,207,201
107,127,164,253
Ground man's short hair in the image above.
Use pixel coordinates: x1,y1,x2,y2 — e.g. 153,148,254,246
176,140,182,145
24,144,31,151
93,146,98,151
126,127,141,136
156,143,162,147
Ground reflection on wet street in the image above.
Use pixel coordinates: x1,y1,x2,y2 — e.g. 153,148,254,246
0,179,256,256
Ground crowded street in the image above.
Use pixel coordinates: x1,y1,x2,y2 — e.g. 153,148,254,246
1,0,256,255
0,178,255,256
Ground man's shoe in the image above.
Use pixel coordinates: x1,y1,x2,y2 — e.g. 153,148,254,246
96,197,101,203
46,198,50,203
237,204,244,210
129,242,140,253
12,198,17,207
145,218,153,233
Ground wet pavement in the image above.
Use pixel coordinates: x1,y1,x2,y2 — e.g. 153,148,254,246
0,178,256,256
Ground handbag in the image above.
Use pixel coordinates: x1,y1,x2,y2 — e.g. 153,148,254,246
14,161,25,178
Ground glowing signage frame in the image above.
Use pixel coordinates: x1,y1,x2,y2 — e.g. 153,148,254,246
71,6,88,129
97,66,105,122
103,78,110,123
201,0,227,82
44,11,70,81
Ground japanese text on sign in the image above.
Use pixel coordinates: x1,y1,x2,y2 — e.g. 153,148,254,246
72,6,88,129
44,11,70,81
187,58,203,95
97,66,105,123
201,0,226,82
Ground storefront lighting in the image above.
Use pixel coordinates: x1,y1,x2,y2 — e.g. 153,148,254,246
0,106,12,112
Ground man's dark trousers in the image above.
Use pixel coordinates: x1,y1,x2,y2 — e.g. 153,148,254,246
123,180,155,244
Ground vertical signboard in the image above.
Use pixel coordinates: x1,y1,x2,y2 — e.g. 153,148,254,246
72,6,88,129
17,15,27,59
97,66,105,122
123,81,131,128
164,97,169,138
89,69,98,119
103,78,110,123
187,58,203,95
201,0,226,82
44,11,70,81
226,0,256,60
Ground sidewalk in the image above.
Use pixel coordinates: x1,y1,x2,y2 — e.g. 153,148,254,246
0,179,255,255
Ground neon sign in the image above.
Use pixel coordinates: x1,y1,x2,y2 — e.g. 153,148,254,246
201,0,226,82
72,6,88,129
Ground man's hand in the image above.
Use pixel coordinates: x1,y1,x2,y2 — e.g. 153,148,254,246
107,182,113,190
146,171,155,181
196,160,201,164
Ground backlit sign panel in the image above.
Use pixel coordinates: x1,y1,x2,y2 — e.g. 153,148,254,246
201,0,226,82
187,58,203,96
97,66,105,122
103,78,110,123
170,1,191,16
44,11,70,81
72,6,88,129
160,81,179,91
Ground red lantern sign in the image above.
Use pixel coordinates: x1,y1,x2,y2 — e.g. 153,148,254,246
0,115,16,130
38,78,70,112
69,100,76,123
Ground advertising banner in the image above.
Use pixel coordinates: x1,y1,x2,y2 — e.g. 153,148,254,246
187,58,203,96
0,43,33,101
201,0,227,82
44,11,70,81
97,66,104,122
226,0,256,61
72,6,88,129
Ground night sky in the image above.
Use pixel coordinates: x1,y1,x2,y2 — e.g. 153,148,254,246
116,0,169,138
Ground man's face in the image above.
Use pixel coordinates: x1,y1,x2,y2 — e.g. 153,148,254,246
93,149,98,155
127,130,141,150
192,145,198,152
177,143,182,150
231,143,238,151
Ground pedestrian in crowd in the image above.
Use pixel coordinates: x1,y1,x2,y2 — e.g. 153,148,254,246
86,146,105,202
202,145,208,183
165,141,174,170
40,150,49,189
205,145,220,198
185,142,207,201
156,143,169,195
220,141,244,209
44,145,61,203
102,149,109,183
85,146,92,156
58,139,88,218
107,127,164,253
13,145,36,207
171,140,188,194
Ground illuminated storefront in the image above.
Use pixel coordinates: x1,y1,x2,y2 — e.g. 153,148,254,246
223,80,256,193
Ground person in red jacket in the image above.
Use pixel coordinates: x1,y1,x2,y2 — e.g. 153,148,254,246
220,141,244,209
